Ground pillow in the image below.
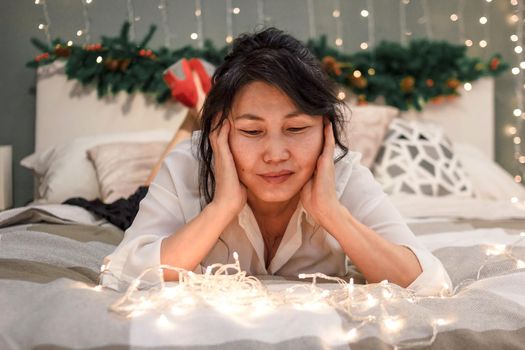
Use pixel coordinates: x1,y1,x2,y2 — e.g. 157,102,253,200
87,141,168,203
453,142,525,201
372,118,475,197
20,129,174,204
341,104,399,168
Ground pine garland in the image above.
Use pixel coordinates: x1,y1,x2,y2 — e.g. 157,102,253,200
27,22,507,111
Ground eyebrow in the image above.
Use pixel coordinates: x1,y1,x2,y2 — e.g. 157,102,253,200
234,110,307,121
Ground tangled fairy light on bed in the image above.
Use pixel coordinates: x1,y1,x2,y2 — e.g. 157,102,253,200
98,235,525,349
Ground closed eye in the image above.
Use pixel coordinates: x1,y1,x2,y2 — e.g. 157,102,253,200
240,129,262,136
287,127,309,133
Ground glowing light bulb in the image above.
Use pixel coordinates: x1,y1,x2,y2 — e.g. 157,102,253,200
515,46,523,54
96,56,103,63
383,317,403,332
435,318,449,326
450,14,458,21
511,35,519,42
38,23,45,30
333,10,341,18
337,91,346,100
67,40,73,46
190,32,198,40
486,244,507,256
360,42,368,50
346,328,358,341
479,40,487,48
195,9,201,16
512,67,520,75
513,108,522,117
233,7,240,14
76,30,83,37
464,83,472,91
360,10,369,17
157,314,171,328
479,16,488,24
335,38,343,47
514,136,522,145
353,70,362,78
367,294,378,307
465,39,473,47
225,35,233,43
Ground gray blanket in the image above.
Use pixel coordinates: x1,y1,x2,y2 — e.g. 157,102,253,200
1,204,524,349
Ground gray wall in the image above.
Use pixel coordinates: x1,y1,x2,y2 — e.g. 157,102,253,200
1,0,523,207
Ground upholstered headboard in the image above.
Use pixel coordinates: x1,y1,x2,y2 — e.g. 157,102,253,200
35,61,187,153
36,61,495,159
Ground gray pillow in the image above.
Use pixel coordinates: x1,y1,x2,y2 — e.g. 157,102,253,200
372,118,474,197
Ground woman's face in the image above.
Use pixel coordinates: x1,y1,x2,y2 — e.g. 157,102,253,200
228,81,324,205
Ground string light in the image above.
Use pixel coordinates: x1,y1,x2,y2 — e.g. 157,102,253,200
226,0,233,43
480,0,491,52
126,0,136,41
366,0,375,48
399,0,409,45
80,0,92,44
98,227,525,348
158,0,172,48
103,252,448,348
193,0,204,48
333,0,343,49
510,0,525,185
421,0,433,39
35,0,51,45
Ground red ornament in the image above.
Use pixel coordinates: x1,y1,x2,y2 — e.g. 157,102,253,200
425,79,434,87
490,57,500,71
85,43,103,51
139,49,154,57
35,52,50,62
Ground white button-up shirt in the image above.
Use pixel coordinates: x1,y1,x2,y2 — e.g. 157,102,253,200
101,133,452,296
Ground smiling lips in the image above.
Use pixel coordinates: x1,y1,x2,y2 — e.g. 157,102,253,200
259,170,294,184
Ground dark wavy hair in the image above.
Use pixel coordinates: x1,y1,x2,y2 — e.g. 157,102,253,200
197,27,349,205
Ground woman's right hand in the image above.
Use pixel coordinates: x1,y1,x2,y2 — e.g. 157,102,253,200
209,118,247,216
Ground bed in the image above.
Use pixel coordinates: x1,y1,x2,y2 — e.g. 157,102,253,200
1,61,525,349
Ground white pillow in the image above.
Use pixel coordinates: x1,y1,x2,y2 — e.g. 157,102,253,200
20,129,174,204
453,142,525,201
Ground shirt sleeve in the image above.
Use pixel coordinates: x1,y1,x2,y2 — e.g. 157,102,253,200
338,157,453,297
100,144,195,291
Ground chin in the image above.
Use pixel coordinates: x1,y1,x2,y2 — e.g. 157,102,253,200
246,178,305,203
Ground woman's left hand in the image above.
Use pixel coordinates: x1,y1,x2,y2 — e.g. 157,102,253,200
300,122,342,227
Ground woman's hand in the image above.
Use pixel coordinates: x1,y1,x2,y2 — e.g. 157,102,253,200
209,118,247,216
300,122,342,227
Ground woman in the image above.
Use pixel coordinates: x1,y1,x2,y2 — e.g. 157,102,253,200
101,27,451,296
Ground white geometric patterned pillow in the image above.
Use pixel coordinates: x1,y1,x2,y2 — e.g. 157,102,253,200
372,118,474,197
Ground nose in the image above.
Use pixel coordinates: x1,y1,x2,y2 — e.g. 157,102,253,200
262,135,291,163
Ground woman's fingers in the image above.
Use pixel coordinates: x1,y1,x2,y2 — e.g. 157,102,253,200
324,122,336,155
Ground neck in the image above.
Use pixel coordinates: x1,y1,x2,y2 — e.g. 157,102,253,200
247,193,300,238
